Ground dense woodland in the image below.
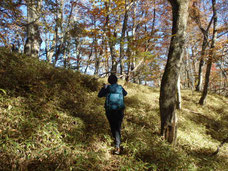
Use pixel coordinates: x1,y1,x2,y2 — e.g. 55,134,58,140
1,0,227,144
1,0,227,90
0,0,228,169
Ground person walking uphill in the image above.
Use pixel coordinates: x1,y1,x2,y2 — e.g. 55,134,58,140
98,74,127,155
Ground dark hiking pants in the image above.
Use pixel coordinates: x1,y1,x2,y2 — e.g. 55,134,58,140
105,109,124,148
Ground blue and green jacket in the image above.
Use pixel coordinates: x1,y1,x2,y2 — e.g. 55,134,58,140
98,83,127,110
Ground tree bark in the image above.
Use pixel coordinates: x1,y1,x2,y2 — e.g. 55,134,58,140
159,0,189,144
176,74,181,109
84,46,93,74
196,36,207,91
119,0,133,75
194,13,214,91
199,0,217,105
75,39,81,71
93,17,99,75
109,30,117,74
24,0,42,58
125,1,137,82
104,0,117,74
53,0,63,66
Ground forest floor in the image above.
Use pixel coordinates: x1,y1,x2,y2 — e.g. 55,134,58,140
0,48,227,170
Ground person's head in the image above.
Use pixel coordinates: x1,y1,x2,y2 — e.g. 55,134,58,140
108,74,118,84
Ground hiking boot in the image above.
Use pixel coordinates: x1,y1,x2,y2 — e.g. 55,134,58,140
114,147,120,155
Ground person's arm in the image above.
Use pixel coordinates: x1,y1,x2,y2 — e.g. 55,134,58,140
122,87,127,96
98,85,109,97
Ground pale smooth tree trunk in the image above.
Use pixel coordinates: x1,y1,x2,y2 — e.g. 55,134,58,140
109,29,117,74
184,47,194,89
119,9,128,75
105,0,117,74
195,38,206,91
125,32,131,82
195,29,211,91
53,0,63,66
63,0,75,68
195,14,214,91
199,0,218,105
24,0,42,58
159,0,189,144
75,39,82,71
119,0,133,75
84,47,93,74
176,74,181,109
189,54,195,89
94,37,99,75
218,58,227,94
93,17,100,75
45,32,54,63
126,1,137,82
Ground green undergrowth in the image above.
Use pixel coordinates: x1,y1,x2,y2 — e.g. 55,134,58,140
0,48,227,170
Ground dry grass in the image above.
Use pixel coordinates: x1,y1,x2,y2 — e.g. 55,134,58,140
0,48,227,170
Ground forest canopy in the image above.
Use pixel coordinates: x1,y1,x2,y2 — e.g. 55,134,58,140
0,0,228,170
1,0,226,93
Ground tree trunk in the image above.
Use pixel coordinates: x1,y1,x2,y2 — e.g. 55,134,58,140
24,0,42,58
53,0,63,66
93,19,99,75
199,0,217,105
184,49,191,88
109,29,117,74
194,11,214,91
84,47,93,74
176,74,181,109
104,0,117,74
196,37,207,91
120,0,130,75
189,54,195,90
125,34,131,82
45,32,54,63
62,0,74,68
125,1,137,82
159,0,189,144
184,48,194,89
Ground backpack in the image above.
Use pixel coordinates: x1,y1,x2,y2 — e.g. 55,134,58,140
106,84,125,110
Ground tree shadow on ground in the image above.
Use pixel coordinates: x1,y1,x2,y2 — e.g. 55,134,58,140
125,95,160,129
122,130,194,170
123,125,228,170
186,111,227,142
0,92,111,171
186,147,228,170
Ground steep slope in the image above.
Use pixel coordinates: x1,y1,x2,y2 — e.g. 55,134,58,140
0,48,227,170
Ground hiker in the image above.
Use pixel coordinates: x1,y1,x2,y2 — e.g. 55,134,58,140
98,74,127,155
